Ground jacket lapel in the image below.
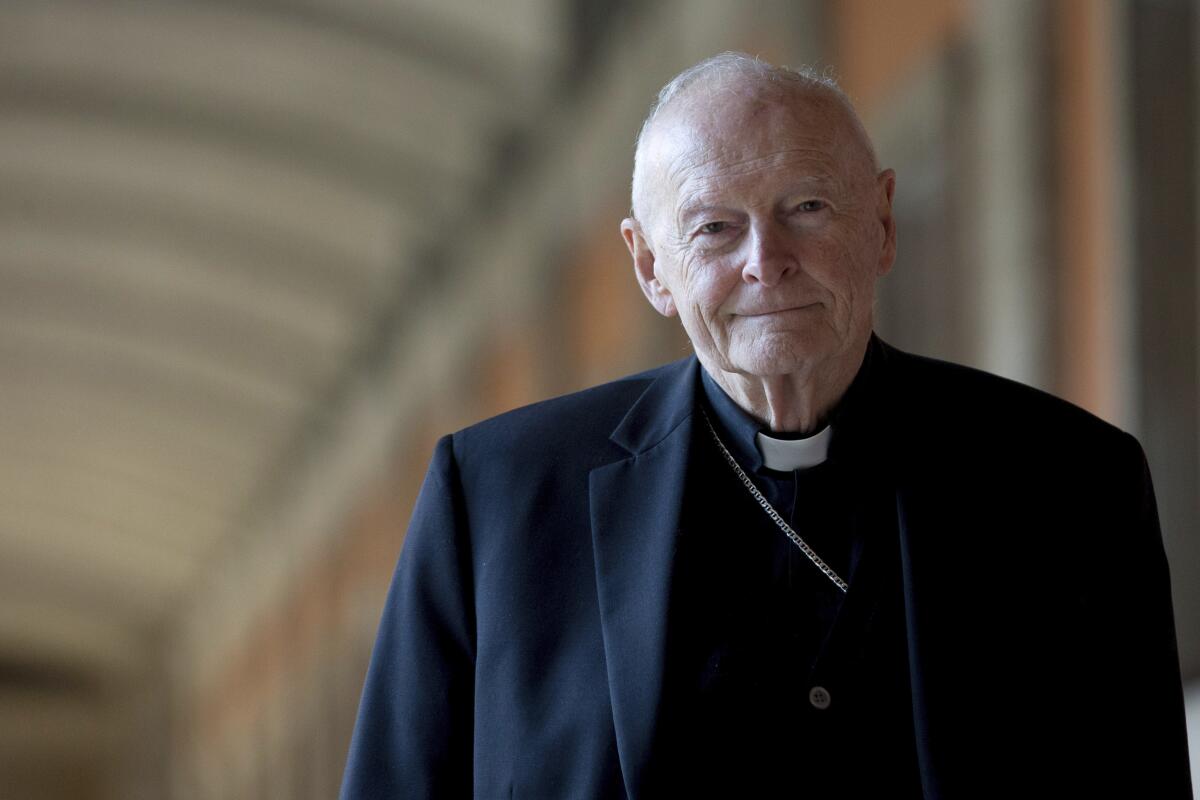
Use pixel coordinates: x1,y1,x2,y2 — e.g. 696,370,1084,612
589,357,698,799
896,469,1009,799
896,479,954,800
881,340,993,798
872,339,958,798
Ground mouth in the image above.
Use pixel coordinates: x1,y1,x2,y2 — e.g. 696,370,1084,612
738,303,820,317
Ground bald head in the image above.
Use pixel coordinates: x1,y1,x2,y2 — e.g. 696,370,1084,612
630,53,878,234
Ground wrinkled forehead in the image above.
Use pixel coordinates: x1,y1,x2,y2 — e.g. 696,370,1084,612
637,82,872,222
667,107,845,183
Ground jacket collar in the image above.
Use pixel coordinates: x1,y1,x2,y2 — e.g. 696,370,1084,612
608,356,699,455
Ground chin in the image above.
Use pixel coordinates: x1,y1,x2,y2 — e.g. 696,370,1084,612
729,345,818,378
725,331,832,377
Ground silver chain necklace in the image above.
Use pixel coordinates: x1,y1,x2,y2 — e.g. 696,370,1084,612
699,408,849,593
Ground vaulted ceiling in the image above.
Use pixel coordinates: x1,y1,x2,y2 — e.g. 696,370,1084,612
0,0,576,713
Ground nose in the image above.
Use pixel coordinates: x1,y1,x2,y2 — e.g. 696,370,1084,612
741,220,798,286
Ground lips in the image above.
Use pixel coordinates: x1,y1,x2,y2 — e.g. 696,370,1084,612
737,302,819,316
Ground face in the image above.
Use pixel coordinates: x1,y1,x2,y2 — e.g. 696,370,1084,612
623,84,896,381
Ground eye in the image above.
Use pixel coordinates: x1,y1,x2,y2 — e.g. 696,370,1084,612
698,221,729,235
795,200,826,213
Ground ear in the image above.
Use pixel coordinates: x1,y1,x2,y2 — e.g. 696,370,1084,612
875,168,897,277
621,217,677,317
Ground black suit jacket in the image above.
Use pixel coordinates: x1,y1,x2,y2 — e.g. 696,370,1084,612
341,337,1192,798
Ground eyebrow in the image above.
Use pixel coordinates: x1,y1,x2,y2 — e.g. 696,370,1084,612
677,204,744,228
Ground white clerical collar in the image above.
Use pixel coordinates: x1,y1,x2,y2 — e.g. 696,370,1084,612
755,425,833,471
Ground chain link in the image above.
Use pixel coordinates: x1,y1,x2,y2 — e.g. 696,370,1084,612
699,409,849,594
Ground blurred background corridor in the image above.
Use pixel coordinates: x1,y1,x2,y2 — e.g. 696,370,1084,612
0,0,1197,796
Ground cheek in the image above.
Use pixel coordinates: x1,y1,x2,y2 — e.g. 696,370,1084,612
809,236,875,301
680,254,739,316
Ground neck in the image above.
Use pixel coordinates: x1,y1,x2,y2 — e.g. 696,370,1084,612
702,336,869,435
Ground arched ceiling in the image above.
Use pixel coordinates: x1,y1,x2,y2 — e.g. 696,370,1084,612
0,0,570,692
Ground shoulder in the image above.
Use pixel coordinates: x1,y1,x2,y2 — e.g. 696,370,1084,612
446,357,691,472
877,340,1140,464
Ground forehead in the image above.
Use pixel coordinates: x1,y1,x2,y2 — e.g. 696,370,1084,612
647,85,864,209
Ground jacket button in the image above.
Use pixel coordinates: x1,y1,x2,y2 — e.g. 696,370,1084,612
809,685,831,710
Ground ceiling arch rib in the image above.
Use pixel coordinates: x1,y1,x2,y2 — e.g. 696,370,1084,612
0,75,477,232
0,176,388,313
0,267,335,400
0,443,248,537
0,462,227,556
0,551,175,633
0,341,294,457
0,2,508,187
0,503,210,594
0,496,213,581
0,113,406,268
2,317,304,420
3,379,274,484
1,514,194,603
0,436,243,521
2,222,352,360
225,0,562,97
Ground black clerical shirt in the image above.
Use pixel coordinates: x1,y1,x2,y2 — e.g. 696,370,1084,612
699,365,856,635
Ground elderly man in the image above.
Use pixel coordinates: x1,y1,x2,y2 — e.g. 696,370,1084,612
341,54,1192,798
